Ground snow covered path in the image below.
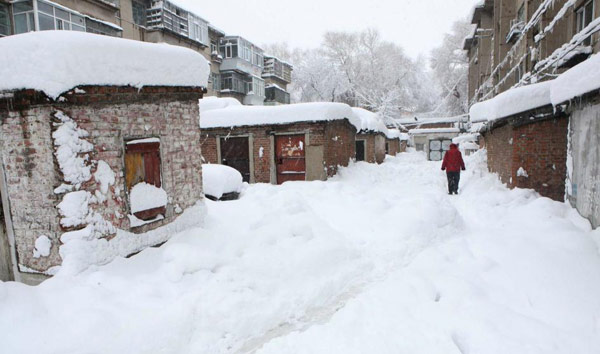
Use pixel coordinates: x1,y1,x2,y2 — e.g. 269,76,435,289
1,151,600,354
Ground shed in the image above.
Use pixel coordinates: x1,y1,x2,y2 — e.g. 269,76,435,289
409,127,462,161
199,100,359,184
351,108,391,164
0,31,209,283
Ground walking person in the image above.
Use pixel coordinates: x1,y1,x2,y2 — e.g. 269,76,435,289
441,143,465,195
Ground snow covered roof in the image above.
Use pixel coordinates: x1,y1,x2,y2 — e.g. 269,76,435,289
469,80,553,123
0,31,210,100
352,108,388,134
200,102,361,130
200,97,242,113
396,115,467,125
409,128,461,135
552,52,600,104
453,134,479,144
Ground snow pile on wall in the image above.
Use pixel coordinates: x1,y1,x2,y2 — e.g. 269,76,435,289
0,31,210,99
551,52,600,104
129,183,168,213
199,96,242,113
202,164,244,199
200,102,361,130
470,80,553,123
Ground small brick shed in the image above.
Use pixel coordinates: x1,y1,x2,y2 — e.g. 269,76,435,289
356,131,387,164
200,102,358,184
0,31,209,283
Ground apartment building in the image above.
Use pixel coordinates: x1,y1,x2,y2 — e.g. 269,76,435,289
0,0,293,105
465,0,599,104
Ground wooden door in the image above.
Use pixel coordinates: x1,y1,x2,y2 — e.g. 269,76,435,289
220,137,251,183
356,140,366,161
275,135,306,184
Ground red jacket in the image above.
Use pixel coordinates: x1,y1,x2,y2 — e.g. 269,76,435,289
441,144,465,172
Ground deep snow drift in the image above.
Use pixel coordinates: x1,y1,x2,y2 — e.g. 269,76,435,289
1,151,600,354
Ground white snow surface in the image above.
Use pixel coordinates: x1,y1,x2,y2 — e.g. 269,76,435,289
199,96,242,113
129,183,168,213
351,107,390,136
470,80,553,123
0,31,209,99
1,151,600,354
33,236,52,259
200,102,361,130
409,128,461,135
94,161,116,195
202,164,244,199
552,52,600,104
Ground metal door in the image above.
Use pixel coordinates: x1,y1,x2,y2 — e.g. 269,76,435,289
275,135,306,184
221,137,251,182
356,140,366,161
429,139,453,161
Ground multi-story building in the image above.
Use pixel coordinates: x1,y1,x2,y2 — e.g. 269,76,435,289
0,0,293,105
465,0,599,104
262,55,293,105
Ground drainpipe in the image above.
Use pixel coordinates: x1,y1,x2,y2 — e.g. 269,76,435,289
32,0,39,31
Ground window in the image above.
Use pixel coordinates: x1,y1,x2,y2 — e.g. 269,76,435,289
210,40,218,54
0,2,11,36
125,140,165,221
13,1,35,34
20,0,87,33
220,72,245,93
211,72,220,91
576,0,595,46
85,17,121,37
132,0,147,27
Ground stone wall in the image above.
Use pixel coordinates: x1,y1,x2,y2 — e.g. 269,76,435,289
483,114,568,201
0,86,204,276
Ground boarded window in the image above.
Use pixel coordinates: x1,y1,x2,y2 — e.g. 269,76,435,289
125,140,164,220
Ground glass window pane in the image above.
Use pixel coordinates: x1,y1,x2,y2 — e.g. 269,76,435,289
55,8,70,21
13,1,33,13
430,151,442,161
72,14,85,26
442,140,452,150
38,2,54,15
72,24,85,32
0,3,9,36
585,1,593,26
429,140,441,150
38,13,55,30
14,13,29,33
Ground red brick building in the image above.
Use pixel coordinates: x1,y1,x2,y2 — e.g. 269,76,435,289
0,32,209,283
200,102,358,184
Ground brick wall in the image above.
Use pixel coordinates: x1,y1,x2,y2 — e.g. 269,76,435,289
387,139,400,156
483,115,568,201
0,86,204,274
202,119,356,182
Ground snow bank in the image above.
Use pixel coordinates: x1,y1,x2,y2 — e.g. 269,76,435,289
199,96,242,113
470,80,553,123
551,52,600,104
129,183,168,213
0,31,210,99
202,164,243,199
409,128,461,135
200,102,361,130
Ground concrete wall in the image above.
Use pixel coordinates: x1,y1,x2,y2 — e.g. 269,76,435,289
0,86,204,276
567,102,600,228
201,120,357,183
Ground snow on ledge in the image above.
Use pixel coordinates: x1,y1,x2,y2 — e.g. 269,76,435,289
199,96,242,113
200,102,361,130
409,128,461,135
552,52,600,105
469,80,553,123
0,31,210,100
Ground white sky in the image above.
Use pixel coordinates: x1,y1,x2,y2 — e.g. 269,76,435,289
175,0,479,58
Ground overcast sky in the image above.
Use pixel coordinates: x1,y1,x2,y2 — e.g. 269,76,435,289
175,0,479,58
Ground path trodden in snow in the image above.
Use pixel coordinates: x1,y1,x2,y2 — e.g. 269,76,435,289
1,151,600,354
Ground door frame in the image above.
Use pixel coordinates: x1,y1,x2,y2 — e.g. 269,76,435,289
217,134,255,183
355,139,367,162
270,131,310,184
0,161,18,282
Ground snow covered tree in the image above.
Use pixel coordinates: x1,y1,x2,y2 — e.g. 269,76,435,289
430,20,473,116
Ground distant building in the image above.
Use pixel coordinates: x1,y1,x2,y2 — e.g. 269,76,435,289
0,0,293,106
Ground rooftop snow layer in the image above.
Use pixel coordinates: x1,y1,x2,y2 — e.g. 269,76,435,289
351,107,389,135
0,31,210,99
200,102,361,130
469,80,553,123
409,128,461,135
551,52,600,104
199,97,242,113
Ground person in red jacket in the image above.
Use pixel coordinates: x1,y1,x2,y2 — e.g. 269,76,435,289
441,143,465,195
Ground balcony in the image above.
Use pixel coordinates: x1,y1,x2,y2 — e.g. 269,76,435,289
265,85,291,105
262,56,293,84
506,19,524,43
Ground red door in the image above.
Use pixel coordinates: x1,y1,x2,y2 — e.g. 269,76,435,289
275,135,306,184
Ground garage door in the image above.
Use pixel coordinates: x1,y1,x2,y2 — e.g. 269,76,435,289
221,137,251,183
275,135,306,184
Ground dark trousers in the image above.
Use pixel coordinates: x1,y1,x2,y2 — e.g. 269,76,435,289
446,172,460,194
